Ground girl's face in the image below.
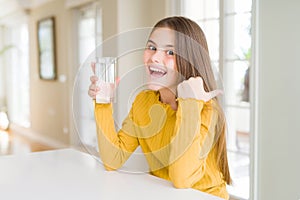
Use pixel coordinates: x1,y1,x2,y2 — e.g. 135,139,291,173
143,27,180,92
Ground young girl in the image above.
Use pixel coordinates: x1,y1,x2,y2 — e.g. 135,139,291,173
88,16,231,199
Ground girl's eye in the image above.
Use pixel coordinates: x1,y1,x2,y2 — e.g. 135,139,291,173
147,45,156,51
166,50,174,55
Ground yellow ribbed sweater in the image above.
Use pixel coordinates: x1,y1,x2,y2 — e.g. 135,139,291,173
94,90,229,199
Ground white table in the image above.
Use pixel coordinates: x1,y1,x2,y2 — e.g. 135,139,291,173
0,148,222,200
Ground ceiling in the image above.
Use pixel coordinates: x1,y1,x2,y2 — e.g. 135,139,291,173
0,0,53,20
0,0,22,19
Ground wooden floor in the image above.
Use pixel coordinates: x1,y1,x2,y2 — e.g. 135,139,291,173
0,129,56,156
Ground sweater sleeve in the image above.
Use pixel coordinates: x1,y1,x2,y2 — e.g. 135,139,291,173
94,102,139,170
168,98,217,188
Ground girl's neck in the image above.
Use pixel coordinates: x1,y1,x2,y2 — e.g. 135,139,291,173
158,88,178,111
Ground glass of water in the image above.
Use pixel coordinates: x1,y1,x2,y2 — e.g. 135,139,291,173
95,57,117,104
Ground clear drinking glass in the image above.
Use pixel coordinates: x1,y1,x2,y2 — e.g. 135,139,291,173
95,57,117,103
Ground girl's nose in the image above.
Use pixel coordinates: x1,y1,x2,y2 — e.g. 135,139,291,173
151,50,164,63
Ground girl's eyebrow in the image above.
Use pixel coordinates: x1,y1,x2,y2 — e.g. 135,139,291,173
147,39,174,48
147,39,156,45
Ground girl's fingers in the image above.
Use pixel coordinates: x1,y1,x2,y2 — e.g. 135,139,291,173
89,63,98,100
90,75,98,83
88,90,96,99
88,85,100,98
89,84,99,92
208,89,223,99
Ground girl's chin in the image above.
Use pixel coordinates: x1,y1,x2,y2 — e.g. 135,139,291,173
147,83,177,94
147,83,163,91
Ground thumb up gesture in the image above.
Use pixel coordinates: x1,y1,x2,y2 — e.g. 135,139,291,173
177,77,222,102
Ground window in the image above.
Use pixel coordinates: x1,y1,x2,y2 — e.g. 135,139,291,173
4,24,30,128
76,3,102,148
181,0,252,199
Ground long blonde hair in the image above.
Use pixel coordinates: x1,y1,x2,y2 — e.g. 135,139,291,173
153,16,232,184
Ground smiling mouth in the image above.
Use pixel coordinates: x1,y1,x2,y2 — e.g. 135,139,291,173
148,66,167,78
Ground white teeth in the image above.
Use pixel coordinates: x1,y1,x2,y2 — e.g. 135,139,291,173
149,66,166,74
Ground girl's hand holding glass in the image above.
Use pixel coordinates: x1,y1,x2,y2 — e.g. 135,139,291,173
88,62,115,103
88,74,99,100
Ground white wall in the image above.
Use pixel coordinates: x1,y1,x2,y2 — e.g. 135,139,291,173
112,0,167,171
29,0,71,145
255,0,300,199
115,0,167,124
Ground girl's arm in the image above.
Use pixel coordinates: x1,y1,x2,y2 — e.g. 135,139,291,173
168,76,221,188
168,98,218,188
95,103,139,170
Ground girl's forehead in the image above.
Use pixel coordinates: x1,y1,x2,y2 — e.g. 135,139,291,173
149,28,175,45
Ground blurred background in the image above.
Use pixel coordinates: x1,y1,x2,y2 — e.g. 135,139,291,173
0,1,299,200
